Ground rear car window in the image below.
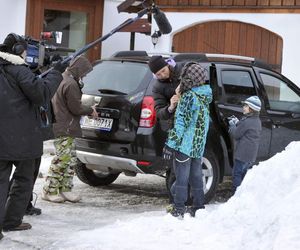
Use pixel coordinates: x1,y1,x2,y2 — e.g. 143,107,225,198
221,70,256,105
82,61,149,95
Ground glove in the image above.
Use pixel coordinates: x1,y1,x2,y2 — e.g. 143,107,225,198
162,145,173,161
228,115,239,127
53,60,69,73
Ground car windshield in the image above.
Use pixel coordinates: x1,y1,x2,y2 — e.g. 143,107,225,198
82,61,149,95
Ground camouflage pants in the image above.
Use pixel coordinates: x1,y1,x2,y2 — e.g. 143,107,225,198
43,136,78,195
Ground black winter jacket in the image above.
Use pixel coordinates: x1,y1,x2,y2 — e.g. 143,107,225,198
0,51,63,160
152,63,184,123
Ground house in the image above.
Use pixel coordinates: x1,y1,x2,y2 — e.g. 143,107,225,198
0,0,299,85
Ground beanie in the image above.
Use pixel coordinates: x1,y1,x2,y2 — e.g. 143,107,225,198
243,96,262,112
148,55,168,74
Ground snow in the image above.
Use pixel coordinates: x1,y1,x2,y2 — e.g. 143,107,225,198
1,141,300,250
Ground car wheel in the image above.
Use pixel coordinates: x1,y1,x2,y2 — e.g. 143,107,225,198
75,162,120,186
165,150,220,204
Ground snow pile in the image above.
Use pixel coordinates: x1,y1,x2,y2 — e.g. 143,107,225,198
59,142,300,250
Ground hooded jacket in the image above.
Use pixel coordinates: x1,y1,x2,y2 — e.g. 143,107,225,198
0,51,62,160
52,55,93,138
166,85,212,158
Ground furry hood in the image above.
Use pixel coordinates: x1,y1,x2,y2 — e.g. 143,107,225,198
0,51,25,65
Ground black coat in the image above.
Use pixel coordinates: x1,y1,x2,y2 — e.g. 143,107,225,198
152,62,184,122
0,52,62,160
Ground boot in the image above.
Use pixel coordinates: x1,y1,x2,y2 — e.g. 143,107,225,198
42,192,65,203
0,231,3,240
25,204,42,216
186,206,205,217
170,207,184,219
60,192,81,203
3,222,32,232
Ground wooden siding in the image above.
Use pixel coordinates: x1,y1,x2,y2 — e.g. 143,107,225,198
172,21,283,71
156,0,300,12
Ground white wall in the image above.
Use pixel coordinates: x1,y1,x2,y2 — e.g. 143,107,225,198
150,12,300,86
101,0,153,58
0,0,27,42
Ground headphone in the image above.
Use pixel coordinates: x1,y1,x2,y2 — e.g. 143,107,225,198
9,33,26,55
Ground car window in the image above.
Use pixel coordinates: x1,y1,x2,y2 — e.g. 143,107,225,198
221,70,256,105
260,73,300,113
82,61,149,95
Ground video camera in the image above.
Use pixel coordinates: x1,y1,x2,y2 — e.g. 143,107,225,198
24,31,75,70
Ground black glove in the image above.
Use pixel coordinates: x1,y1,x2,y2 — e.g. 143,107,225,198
53,60,69,73
163,145,173,161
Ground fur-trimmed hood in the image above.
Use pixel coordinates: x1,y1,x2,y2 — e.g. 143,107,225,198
0,51,25,65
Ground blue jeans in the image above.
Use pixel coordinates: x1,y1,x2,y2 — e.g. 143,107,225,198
232,159,252,191
171,151,204,212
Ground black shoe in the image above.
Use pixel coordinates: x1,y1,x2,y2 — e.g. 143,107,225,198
186,206,205,217
170,207,184,219
3,222,32,232
25,206,42,216
0,232,3,240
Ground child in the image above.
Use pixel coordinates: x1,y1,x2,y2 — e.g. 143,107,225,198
228,96,262,193
165,62,212,218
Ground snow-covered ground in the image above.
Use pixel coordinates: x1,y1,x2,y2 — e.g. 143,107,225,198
1,141,300,250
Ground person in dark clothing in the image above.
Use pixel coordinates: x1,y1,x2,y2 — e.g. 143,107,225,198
9,64,57,216
148,55,184,205
228,96,262,193
149,55,184,123
0,33,66,237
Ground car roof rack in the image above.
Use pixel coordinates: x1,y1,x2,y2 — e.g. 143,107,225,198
110,51,271,70
173,53,271,70
111,50,149,58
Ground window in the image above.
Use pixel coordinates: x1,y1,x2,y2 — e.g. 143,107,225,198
260,73,300,113
221,70,256,105
82,61,149,95
44,9,88,57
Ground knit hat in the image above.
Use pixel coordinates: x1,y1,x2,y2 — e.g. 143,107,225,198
148,55,168,73
243,96,262,112
3,33,27,55
179,62,208,93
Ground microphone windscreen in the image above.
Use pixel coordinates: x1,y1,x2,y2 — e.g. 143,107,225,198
153,7,172,35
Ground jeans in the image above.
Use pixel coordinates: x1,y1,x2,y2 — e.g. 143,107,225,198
171,151,204,212
232,159,252,191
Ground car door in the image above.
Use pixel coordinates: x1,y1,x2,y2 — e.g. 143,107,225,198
212,64,272,161
255,69,300,156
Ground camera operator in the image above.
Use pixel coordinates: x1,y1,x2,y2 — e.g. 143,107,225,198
0,33,67,237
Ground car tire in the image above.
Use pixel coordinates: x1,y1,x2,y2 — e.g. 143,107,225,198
75,162,120,186
165,150,220,204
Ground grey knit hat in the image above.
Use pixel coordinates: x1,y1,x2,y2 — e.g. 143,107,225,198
243,96,262,112
179,62,208,94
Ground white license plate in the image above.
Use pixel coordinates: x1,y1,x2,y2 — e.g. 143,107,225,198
81,116,113,131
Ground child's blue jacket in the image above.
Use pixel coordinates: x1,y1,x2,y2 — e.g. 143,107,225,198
166,84,212,158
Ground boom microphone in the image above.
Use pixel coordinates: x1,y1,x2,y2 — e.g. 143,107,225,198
152,6,172,34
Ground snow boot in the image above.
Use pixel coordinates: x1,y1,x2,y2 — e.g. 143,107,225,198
3,222,32,232
0,231,3,240
25,205,42,216
186,206,205,217
42,192,65,203
60,192,81,203
170,207,184,219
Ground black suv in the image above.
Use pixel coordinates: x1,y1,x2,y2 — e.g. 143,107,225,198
75,51,300,202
